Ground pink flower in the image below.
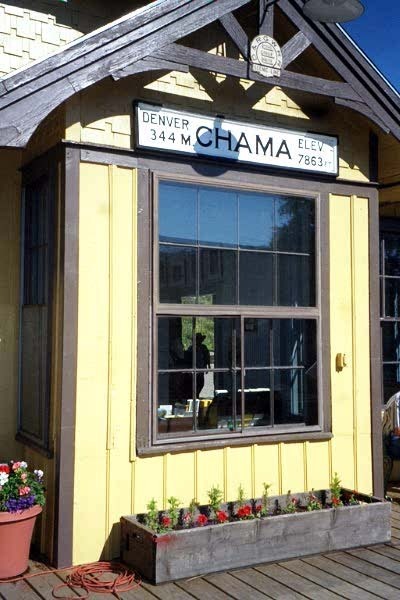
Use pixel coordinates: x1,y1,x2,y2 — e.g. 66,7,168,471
21,473,28,482
12,462,22,471
18,486,31,496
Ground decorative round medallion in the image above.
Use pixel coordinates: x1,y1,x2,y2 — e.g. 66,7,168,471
250,35,282,78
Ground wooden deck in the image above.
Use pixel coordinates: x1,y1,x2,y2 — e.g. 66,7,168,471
2,503,400,599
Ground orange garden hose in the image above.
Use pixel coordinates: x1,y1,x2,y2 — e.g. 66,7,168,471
0,561,142,599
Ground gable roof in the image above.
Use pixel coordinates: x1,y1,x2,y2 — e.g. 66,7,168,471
0,0,399,148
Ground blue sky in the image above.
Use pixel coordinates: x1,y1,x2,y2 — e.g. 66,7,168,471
343,1,400,91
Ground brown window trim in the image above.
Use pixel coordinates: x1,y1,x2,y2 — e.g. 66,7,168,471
136,158,331,455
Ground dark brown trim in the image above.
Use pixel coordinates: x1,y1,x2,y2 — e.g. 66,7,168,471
62,139,380,191
380,181,400,191
320,191,331,433
369,131,379,184
137,432,334,457
369,189,384,497
136,167,152,451
53,146,79,568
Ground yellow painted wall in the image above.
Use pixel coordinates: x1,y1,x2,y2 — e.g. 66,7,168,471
73,160,373,564
0,150,23,460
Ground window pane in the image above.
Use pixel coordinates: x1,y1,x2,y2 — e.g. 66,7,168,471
200,248,237,304
239,252,273,305
382,322,400,363
274,368,318,426
159,245,196,303
275,197,315,253
273,320,317,368
239,193,273,249
192,317,240,369
158,317,193,370
274,369,304,425
157,373,194,434
159,182,197,244
243,370,271,427
385,279,400,318
199,188,237,248
201,372,237,431
277,255,315,306
384,235,400,277
383,365,400,404
244,318,271,367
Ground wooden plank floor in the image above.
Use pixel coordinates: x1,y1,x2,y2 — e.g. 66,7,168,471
1,504,400,599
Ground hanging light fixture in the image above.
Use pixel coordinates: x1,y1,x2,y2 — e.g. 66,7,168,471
303,0,365,23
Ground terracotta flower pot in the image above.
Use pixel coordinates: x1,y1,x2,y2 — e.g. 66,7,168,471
0,505,42,579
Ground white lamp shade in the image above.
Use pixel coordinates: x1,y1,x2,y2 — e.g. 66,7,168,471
303,0,365,23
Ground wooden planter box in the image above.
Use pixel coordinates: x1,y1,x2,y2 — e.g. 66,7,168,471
121,490,391,584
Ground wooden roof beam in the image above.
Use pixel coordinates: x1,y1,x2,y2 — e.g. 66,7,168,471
153,43,362,102
219,13,249,59
281,31,311,69
112,57,189,80
259,0,274,36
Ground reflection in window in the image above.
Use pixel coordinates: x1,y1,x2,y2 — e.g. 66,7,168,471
158,182,315,307
156,317,317,436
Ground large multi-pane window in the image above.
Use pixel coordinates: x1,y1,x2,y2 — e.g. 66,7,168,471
154,180,320,441
380,221,400,402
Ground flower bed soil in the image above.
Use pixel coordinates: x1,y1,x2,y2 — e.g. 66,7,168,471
120,489,391,584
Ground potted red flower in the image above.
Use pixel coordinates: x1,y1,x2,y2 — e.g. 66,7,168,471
0,461,45,579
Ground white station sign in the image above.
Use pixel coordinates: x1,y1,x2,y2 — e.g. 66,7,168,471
136,102,338,176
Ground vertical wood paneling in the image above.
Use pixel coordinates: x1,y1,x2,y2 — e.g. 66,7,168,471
306,441,330,491
195,449,224,504
280,443,305,494
351,196,373,493
165,453,196,506
253,444,280,496
329,194,356,490
225,446,253,502
106,166,135,558
74,163,110,564
133,456,164,513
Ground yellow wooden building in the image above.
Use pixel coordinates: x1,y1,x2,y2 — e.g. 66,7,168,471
0,0,399,567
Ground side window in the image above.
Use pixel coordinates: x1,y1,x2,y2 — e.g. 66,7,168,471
380,221,400,402
18,177,53,451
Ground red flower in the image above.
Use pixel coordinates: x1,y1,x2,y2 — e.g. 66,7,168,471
0,464,10,474
255,504,262,514
216,510,228,523
196,514,208,527
237,505,252,519
161,516,171,528
332,497,341,506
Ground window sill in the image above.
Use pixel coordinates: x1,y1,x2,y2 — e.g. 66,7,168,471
15,432,53,459
136,430,333,457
